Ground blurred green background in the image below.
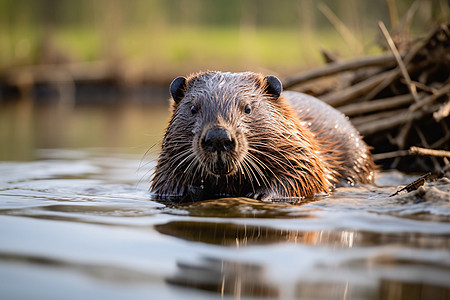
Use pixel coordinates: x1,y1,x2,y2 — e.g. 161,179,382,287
0,0,447,78
0,0,448,161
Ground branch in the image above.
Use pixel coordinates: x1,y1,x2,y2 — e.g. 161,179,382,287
322,69,400,107
283,54,397,88
389,172,430,197
409,84,450,112
372,150,410,161
339,93,415,116
355,108,427,136
378,21,420,103
409,146,450,158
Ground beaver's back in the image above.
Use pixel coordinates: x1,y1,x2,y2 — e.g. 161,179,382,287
283,91,374,185
152,71,374,201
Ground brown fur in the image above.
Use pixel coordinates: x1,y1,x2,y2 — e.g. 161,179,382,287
151,71,374,202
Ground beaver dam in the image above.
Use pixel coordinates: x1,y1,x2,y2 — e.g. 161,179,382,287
285,23,450,175
1,24,450,300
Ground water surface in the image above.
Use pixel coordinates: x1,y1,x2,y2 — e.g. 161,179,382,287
1,148,450,300
1,100,450,300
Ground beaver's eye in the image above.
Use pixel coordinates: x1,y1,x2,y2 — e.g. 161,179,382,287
244,104,252,114
190,105,198,115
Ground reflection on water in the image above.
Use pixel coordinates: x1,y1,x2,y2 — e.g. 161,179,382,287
166,247,450,300
0,95,170,161
155,220,450,249
155,210,450,298
161,197,321,218
378,280,450,300
1,98,450,299
168,257,279,298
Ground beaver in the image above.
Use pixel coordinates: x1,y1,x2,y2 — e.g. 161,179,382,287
151,71,374,202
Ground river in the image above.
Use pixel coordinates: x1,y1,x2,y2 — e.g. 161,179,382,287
1,97,449,300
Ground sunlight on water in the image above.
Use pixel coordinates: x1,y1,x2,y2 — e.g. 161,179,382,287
1,148,450,300
1,99,450,300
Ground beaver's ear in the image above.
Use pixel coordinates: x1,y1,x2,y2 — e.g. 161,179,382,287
264,75,282,99
170,76,187,104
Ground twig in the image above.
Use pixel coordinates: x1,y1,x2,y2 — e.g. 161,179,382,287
355,108,427,136
360,59,427,102
351,109,403,126
405,79,437,93
361,68,401,101
378,21,420,103
409,146,450,158
389,172,431,197
282,54,397,88
409,84,450,112
327,59,425,105
338,93,415,116
372,146,450,161
322,68,399,107
361,24,443,102
372,150,410,161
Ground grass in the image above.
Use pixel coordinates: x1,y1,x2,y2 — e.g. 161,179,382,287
0,25,382,75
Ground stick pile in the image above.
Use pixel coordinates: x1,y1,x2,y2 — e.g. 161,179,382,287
284,24,450,173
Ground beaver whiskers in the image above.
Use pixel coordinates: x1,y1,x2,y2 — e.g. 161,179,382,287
151,71,374,201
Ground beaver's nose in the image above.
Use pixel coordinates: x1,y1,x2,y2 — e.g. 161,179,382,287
201,127,235,152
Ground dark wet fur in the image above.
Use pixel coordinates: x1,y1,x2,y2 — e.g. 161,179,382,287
151,71,374,202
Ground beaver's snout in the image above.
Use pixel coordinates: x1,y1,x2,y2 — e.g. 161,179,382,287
201,127,235,152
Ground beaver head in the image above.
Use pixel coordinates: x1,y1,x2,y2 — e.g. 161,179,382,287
151,71,328,201
169,72,281,177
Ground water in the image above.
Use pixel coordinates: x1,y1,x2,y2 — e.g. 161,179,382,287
1,100,450,300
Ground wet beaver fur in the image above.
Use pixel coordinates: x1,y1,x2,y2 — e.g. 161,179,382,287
151,71,374,202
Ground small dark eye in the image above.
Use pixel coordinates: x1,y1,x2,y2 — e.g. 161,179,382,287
190,105,198,115
244,104,252,114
